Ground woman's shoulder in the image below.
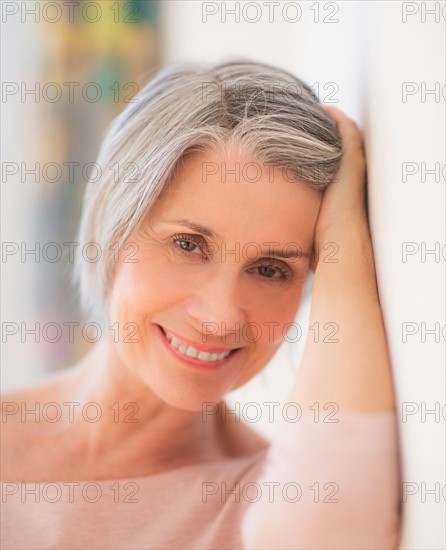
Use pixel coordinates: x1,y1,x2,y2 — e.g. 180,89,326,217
1,391,37,481
1,375,69,481
1,373,68,427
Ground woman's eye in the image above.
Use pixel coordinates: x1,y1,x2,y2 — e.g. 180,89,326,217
251,264,291,281
176,240,200,253
172,234,204,255
258,266,280,278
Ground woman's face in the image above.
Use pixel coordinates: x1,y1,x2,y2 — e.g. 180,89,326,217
107,148,321,410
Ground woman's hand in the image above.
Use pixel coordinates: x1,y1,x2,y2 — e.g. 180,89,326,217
311,105,372,272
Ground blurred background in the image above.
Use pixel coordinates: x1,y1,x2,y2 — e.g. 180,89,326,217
1,2,445,547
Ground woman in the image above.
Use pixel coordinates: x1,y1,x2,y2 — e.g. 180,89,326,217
1,61,402,549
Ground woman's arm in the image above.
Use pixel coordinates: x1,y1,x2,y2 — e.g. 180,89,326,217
241,107,402,550
291,105,396,412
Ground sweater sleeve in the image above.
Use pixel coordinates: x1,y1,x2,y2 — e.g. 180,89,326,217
240,409,402,550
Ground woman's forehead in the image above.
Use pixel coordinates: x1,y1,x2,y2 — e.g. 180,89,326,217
146,150,321,248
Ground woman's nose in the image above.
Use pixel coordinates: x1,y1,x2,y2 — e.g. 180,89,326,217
185,270,247,342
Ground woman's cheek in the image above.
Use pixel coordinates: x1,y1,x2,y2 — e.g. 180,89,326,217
250,286,304,346
112,254,194,318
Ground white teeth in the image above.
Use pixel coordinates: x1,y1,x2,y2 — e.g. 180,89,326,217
185,347,198,358
163,329,231,362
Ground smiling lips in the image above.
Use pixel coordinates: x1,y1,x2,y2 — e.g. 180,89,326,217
158,325,239,363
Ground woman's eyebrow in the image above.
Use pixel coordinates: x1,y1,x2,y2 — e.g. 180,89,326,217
165,219,220,239
163,218,311,260
270,248,311,260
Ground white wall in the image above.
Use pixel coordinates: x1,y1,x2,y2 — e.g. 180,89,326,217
160,1,446,548
364,4,445,548
1,14,47,387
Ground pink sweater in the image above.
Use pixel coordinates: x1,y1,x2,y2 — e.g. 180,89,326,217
1,410,402,549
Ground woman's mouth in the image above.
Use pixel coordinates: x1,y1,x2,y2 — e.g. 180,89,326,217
156,324,242,370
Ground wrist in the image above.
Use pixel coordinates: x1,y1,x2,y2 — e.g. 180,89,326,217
312,219,375,274
314,207,370,242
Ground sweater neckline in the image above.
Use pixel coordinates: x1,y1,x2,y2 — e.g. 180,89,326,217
1,447,269,486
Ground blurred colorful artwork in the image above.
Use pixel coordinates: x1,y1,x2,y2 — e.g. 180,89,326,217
34,1,161,371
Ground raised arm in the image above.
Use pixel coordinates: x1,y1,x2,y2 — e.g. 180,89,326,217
291,105,396,413
241,106,402,550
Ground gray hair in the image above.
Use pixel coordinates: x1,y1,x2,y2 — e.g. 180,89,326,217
74,59,343,323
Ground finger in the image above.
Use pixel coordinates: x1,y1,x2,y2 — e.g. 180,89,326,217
319,105,367,207
321,104,365,155
321,104,366,182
